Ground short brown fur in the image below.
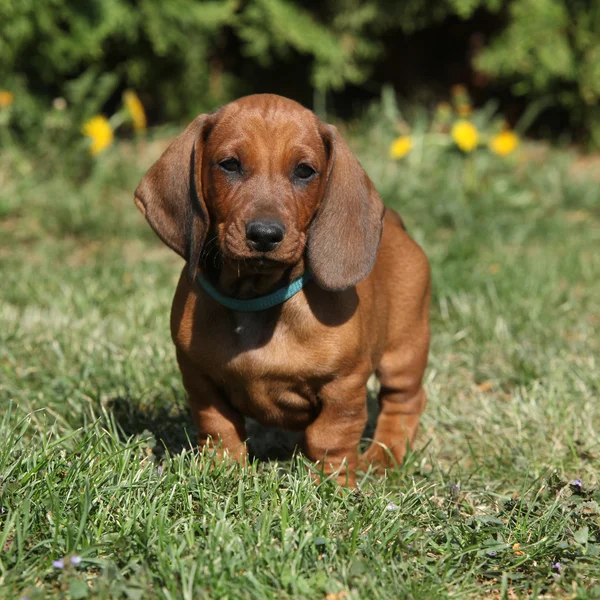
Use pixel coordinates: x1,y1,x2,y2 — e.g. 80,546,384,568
135,94,430,486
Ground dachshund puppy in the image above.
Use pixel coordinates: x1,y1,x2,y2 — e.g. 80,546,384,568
135,94,430,486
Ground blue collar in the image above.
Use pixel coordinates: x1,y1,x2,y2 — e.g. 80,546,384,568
196,271,311,312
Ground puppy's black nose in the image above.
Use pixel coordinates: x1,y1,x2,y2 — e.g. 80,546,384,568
246,219,286,252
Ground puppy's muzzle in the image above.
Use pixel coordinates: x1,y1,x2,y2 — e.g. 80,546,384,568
245,219,286,252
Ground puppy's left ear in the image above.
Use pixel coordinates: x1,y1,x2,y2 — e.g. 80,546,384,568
308,125,385,291
134,115,211,280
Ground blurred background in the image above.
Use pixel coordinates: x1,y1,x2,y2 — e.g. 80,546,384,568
2,0,600,167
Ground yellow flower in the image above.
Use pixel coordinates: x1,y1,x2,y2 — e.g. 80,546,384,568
123,90,147,132
82,115,114,155
389,136,412,159
0,90,14,108
451,120,478,152
489,130,519,156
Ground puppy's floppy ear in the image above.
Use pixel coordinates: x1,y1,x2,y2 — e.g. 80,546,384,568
308,125,385,291
134,115,211,280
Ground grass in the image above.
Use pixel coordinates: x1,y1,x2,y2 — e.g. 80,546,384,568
1,119,599,599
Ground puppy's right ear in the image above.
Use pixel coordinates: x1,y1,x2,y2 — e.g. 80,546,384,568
134,115,211,280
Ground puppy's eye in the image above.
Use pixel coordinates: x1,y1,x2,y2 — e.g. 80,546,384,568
294,163,316,180
218,158,241,173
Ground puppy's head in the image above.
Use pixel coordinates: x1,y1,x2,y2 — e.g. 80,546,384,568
135,94,384,291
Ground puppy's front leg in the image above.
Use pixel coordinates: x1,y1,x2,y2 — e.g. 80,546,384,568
303,377,368,487
177,351,247,463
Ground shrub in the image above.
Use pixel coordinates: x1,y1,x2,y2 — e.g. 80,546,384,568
0,0,380,127
475,0,600,149
0,0,238,130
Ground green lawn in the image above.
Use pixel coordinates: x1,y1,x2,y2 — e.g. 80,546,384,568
1,125,599,599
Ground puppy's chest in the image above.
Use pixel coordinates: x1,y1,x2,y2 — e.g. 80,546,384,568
220,313,322,427
224,312,317,377
178,303,349,426
230,312,271,349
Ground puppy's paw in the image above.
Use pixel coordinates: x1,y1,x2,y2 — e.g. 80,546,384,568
359,442,403,472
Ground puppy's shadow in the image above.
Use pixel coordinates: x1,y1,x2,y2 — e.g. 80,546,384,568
107,395,197,457
108,383,379,461
246,386,379,461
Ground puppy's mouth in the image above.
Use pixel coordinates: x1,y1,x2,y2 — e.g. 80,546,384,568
220,242,304,269
214,252,297,298
240,256,286,271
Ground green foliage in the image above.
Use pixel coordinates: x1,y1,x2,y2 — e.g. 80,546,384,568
0,0,238,127
239,0,380,92
0,0,381,127
1,0,600,153
374,0,503,32
476,0,600,148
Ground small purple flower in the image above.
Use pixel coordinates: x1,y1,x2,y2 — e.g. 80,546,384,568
19,596,29,600
157,465,164,475
552,562,562,573
53,555,81,569
386,501,399,511
487,551,498,557
570,478,582,490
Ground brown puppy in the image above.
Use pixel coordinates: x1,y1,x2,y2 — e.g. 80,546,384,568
135,94,430,486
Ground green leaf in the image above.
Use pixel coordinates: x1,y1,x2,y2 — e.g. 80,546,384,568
69,579,89,600
124,586,145,600
574,526,589,546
